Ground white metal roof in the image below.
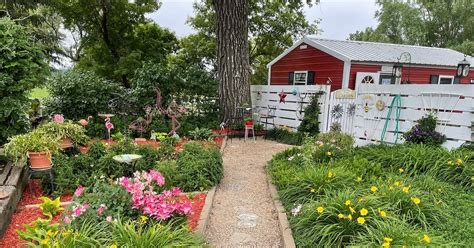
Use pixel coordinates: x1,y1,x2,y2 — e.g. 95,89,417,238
267,37,472,68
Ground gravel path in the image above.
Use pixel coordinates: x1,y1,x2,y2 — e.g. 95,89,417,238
205,138,292,248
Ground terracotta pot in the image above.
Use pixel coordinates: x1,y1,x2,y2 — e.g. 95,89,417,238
60,137,73,149
79,146,90,154
28,151,52,169
134,138,147,145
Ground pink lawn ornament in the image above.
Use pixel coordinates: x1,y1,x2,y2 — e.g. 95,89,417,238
53,114,64,123
105,118,114,141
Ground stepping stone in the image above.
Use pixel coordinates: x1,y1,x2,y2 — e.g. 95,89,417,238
237,212,257,228
223,183,243,191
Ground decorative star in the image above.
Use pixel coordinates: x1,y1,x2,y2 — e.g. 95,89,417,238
278,90,287,103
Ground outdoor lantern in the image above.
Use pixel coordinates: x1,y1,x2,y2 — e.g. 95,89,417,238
392,63,403,78
456,56,470,78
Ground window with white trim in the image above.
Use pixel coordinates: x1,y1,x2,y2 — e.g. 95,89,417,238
438,75,454,84
294,71,308,85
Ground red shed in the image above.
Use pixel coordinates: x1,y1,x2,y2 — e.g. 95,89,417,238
267,37,474,90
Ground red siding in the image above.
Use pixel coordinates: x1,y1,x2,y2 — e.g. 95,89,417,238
399,66,474,84
349,64,381,89
270,43,345,89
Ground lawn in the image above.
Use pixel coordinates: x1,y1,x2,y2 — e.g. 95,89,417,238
29,87,50,99
268,133,473,247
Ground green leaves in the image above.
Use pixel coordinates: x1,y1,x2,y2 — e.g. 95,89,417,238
39,196,64,219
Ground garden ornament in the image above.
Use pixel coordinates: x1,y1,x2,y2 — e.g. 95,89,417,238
105,117,114,141
78,116,93,126
278,90,287,103
375,100,385,111
291,88,298,96
129,105,153,137
154,87,187,136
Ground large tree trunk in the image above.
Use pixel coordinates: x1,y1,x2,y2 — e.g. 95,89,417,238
213,0,251,122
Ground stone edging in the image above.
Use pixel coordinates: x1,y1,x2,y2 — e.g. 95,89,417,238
267,177,296,248
194,186,216,235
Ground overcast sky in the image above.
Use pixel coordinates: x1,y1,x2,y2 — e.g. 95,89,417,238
147,0,380,40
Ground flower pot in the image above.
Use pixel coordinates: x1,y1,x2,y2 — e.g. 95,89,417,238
245,121,253,127
79,146,90,154
60,137,73,149
134,138,147,145
28,151,52,169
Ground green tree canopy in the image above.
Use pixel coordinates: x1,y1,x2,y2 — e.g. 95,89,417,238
0,17,48,144
49,0,177,87
187,0,320,85
349,0,474,56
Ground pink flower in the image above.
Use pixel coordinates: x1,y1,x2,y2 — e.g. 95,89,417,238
97,204,107,215
74,185,85,197
53,114,64,123
72,203,89,218
106,216,112,222
63,215,71,224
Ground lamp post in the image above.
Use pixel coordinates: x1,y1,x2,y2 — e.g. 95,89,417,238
456,55,470,78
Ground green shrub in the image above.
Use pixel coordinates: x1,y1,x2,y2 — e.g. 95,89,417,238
154,160,178,188
188,127,214,141
45,70,122,120
316,131,354,150
403,113,446,146
175,141,223,191
298,94,321,135
0,17,48,144
265,127,303,145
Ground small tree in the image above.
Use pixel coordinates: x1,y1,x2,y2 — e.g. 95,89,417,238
0,17,48,144
298,94,321,135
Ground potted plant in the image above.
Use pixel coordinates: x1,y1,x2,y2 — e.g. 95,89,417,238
76,135,92,154
4,130,60,169
37,120,88,149
244,117,253,127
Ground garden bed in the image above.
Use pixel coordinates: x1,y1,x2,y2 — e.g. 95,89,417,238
268,138,474,247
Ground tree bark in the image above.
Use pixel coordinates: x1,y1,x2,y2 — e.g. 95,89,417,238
213,0,251,122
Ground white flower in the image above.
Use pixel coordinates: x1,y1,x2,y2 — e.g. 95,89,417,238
288,156,294,161
291,204,302,216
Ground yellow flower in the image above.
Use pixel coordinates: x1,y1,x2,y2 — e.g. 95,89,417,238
349,206,356,214
40,239,49,245
328,171,334,178
399,168,404,173
326,151,332,156
360,208,368,216
310,188,316,192
382,242,390,248
379,210,387,217
316,206,325,214
389,186,394,191
356,176,362,182
370,186,378,193
347,214,352,220
402,187,409,193
110,244,118,248
456,159,463,166
394,181,401,187
337,213,345,219
318,143,324,147
447,160,453,165
383,237,393,243
357,217,365,224
411,197,421,205
471,176,474,181
422,234,431,243
345,200,351,206
139,215,148,223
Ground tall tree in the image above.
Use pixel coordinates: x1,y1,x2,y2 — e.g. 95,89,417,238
189,0,319,84
349,0,474,56
213,0,251,121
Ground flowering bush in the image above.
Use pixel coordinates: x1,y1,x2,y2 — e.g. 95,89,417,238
118,170,192,220
403,114,446,146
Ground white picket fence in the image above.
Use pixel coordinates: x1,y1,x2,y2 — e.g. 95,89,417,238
353,84,474,149
250,84,473,149
326,89,357,134
250,85,331,130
